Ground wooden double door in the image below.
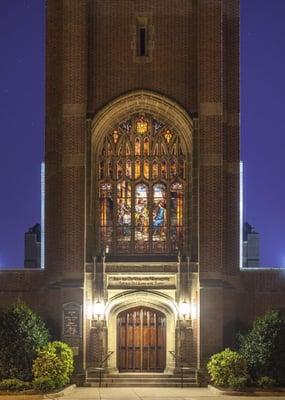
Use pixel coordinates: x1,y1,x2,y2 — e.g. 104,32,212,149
117,307,166,372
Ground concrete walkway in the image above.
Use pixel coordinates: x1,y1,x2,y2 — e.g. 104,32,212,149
63,387,285,400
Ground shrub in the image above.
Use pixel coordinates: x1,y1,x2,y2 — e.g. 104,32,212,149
207,348,248,388
238,310,285,385
257,376,278,389
0,378,32,392
0,303,50,381
32,341,74,389
33,377,56,393
227,376,248,390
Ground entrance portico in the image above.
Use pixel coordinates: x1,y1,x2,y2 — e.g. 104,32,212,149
106,289,177,373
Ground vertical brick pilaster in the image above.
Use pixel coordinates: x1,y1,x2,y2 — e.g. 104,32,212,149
60,0,88,279
45,1,63,275
198,0,223,276
222,0,240,276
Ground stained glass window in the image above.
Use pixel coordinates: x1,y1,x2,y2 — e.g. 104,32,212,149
98,114,187,254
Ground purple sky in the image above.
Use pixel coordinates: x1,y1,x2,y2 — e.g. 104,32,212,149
0,0,284,268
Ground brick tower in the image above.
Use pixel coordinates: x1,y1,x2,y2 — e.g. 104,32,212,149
43,0,240,377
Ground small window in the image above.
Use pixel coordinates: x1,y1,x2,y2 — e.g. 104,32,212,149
139,27,146,56
136,17,148,57
133,15,153,62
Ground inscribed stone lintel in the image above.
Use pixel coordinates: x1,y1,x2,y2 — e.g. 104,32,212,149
62,153,85,167
62,103,86,116
200,102,222,117
200,153,222,166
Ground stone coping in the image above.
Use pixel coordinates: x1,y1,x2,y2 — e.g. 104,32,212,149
0,384,75,399
209,384,285,396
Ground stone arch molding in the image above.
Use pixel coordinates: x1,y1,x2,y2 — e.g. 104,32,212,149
91,90,193,157
105,289,178,321
105,289,178,373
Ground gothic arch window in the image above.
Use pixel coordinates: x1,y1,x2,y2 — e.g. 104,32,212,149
98,114,187,254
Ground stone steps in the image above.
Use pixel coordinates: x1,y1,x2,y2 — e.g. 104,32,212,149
84,372,198,387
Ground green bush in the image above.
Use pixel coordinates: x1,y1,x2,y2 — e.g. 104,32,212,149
227,376,248,390
207,348,248,388
0,378,32,392
33,377,56,393
257,376,278,389
238,310,285,385
32,341,74,389
0,303,50,381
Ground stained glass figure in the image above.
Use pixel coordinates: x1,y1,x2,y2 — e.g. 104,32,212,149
135,184,149,244
98,114,187,254
153,184,167,239
117,181,131,237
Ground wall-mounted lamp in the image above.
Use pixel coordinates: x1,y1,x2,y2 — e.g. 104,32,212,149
93,300,105,319
105,245,109,255
179,300,191,319
190,300,197,320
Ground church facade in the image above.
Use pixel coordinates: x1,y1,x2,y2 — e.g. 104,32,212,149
1,0,285,383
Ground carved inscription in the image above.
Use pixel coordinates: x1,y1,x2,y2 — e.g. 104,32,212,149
107,275,176,289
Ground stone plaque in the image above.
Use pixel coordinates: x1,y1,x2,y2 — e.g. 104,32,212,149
107,275,176,289
62,303,82,338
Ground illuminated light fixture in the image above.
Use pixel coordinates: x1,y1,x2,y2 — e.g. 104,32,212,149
105,245,109,255
190,301,197,319
179,300,191,318
136,118,148,134
93,300,105,318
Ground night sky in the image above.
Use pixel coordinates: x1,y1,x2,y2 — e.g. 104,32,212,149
0,0,284,268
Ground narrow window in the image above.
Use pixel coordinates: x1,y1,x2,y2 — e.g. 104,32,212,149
136,16,148,57
139,27,146,56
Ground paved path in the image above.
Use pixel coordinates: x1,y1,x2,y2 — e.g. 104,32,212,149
63,387,285,400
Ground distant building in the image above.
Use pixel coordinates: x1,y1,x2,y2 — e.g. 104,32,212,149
24,224,41,269
243,222,260,268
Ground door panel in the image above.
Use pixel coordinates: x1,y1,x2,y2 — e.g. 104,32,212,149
117,307,166,372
